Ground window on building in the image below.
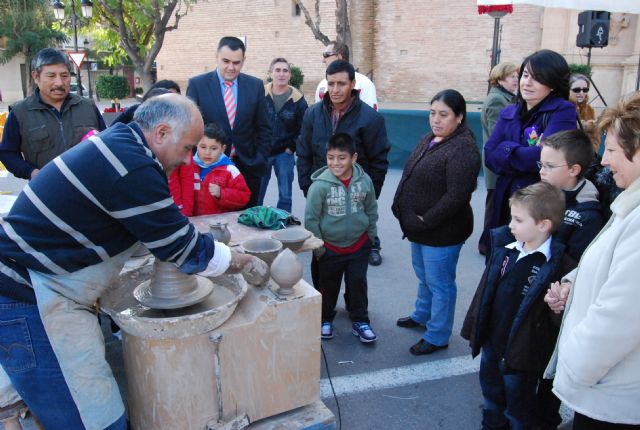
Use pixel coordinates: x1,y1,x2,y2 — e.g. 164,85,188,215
292,1,301,17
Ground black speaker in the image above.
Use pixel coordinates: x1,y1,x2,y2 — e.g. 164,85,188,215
576,11,610,48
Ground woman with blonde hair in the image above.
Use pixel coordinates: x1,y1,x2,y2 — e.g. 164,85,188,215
545,91,640,429
478,61,519,254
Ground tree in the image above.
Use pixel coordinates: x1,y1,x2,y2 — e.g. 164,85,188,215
96,74,130,101
292,0,352,53
91,0,198,91
0,0,68,94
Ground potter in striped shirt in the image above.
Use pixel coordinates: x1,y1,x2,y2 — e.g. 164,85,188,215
0,94,267,430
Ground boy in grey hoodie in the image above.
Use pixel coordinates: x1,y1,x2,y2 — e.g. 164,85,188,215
305,133,379,342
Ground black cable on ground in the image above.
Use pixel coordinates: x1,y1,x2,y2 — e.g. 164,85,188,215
321,344,342,430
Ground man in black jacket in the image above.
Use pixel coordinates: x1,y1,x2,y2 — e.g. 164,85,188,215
297,60,389,266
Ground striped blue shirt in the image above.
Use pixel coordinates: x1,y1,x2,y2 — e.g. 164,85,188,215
0,122,215,302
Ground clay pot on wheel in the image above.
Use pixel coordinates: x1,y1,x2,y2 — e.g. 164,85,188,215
270,248,303,295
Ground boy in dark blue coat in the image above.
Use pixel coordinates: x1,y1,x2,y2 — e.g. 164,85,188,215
539,129,603,262
468,182,575,430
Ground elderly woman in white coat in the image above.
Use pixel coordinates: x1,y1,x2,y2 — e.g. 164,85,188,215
544,92,640,429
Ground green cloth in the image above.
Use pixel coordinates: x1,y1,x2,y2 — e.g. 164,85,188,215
238,206,300,230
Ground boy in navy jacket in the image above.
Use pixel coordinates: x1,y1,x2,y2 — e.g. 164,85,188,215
539,129,603,262
467,182,575,430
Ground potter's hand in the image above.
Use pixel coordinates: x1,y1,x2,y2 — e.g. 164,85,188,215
226,252,270,286
209,183,221,199
544,281,571,314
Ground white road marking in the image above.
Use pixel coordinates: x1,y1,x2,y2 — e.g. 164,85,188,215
320,354,574,424
320,355,479,399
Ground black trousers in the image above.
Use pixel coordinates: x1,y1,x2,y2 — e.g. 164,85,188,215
317,242,371,324
479,188,496,255
574,413,640,430
242,173,261,208
534,378,561,428
233,157,261,208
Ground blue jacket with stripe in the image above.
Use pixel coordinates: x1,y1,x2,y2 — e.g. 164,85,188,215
0,122,216,303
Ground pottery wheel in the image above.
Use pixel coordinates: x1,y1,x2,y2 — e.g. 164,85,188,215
133,276,214,310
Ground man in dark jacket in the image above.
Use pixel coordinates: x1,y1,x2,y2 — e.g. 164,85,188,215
187,36,272,207
258,58,308,213
0,48,106,180
297,60,389,265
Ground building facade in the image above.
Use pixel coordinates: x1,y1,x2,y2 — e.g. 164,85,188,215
156,1,639,108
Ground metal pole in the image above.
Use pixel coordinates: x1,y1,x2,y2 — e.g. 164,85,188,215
86,60,93,99
491,16,501,69
587,46,592,68
488,16,501,94
71,0,83,97
636,54,640,91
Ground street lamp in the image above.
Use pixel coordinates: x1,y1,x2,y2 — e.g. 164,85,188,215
52,0,93,96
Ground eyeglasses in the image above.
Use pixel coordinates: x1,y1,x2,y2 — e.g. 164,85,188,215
537,161,568,171
571,87,589,93
322,52,338,59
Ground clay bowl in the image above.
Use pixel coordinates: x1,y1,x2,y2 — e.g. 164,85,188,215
240,238,283,265
271,229,312,251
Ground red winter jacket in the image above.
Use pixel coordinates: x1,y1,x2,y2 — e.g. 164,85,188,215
169,155,250,216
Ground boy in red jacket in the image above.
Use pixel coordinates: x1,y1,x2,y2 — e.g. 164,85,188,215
170,123,250,215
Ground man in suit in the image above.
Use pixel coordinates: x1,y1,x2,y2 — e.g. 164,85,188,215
187,36,272,207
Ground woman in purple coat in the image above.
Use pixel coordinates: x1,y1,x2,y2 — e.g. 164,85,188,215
483,50,576,248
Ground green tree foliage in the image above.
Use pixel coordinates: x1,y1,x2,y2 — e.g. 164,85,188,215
289,65,304,90
90,0,198,91
96,74,130,100
0,0,68,93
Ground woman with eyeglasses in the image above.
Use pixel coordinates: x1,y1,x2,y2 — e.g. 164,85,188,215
570,73,600,152
483,50,577,250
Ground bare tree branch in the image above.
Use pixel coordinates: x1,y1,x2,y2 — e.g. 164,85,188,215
335,0,351,52
292,0,330,45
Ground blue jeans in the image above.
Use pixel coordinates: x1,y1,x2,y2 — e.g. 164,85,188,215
479,341,537,430
0,294,127,430
410,241,462,346
258,151,295,213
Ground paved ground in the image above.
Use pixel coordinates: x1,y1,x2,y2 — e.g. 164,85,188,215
1,163,573,430
259,168,572,430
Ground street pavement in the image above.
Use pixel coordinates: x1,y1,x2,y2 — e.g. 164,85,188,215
289,168,488,430
264,168,572,430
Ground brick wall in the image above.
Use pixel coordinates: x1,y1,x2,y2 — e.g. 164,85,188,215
156,0,637,106
371,1,543,104
156,0,337,99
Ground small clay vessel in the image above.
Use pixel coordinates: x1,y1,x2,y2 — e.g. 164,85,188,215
270,248,303,295
209,221,231,245
133,260,213,309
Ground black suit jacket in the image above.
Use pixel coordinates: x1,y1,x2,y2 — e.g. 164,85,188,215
187,71,272,178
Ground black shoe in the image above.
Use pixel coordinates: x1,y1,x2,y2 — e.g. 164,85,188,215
409,339,448,355
369,249,382,266
396,316,421,328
